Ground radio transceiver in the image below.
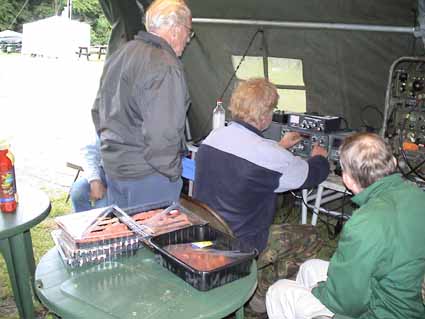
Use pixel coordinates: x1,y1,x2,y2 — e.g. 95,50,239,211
287,113,341,133
263,120,355,162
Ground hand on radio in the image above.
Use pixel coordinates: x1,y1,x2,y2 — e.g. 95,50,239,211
311,144,328,158
279,132,302,149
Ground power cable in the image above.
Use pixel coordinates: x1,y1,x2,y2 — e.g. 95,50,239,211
194,29,262,142
291,189,351,239
398,116,425,181
360,104,384,133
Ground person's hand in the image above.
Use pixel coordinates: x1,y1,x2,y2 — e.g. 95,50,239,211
89,180,106,201
311,144,328,158
279,132,302,149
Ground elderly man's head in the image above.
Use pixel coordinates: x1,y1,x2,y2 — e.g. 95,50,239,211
145,0,192,57
229,78,279,130
339,133,396,194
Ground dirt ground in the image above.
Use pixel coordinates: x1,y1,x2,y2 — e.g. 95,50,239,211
0,54,104,196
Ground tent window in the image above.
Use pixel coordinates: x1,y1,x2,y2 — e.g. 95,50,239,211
232,56,306,112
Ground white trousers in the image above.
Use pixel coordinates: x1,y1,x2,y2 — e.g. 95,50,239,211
266,259,335,319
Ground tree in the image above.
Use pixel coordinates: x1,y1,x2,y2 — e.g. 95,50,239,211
0,0,111,45
72,0,111,45
0,0,55,32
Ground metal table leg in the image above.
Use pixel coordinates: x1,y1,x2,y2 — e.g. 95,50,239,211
311,185,325,226
301,189,308,224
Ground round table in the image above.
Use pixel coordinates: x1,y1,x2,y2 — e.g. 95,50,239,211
0,185,51,319
35,247,257,319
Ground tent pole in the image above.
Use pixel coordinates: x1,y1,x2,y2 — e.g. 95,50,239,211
192,18,415,34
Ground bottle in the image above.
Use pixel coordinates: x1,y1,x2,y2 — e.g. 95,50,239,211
212,99,226,130
0,141,17,213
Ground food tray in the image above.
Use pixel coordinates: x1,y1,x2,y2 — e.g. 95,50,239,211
53,202,208,268
149,224,257,291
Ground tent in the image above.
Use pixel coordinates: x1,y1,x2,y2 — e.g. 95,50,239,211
21,16,90,59
98,0,425,140
0,30,22,44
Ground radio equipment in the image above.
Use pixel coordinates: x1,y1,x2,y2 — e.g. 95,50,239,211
263,121,355,162
382,57,425,183
287,113,341,133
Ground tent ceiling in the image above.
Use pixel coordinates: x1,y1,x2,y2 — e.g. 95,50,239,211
99,0,424,140
187,0,417,27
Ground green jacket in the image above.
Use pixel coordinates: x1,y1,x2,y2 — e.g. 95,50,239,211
312,174,425,319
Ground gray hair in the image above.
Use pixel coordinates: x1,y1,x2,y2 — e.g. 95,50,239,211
339,132,396,189
229,78,279,128
145,0,191,32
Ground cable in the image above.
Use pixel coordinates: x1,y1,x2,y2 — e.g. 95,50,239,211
194,29,263,142
219,29,263,100
339,117,349,129
385,107,397,137
398,116,425,181
333,190,348,237
360,104,384,133
291,189,350,239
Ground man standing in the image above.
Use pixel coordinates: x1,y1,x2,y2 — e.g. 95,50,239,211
266,133,425,319
194,78,330,313
92,0,192,208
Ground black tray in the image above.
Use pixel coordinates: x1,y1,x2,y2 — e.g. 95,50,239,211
149,224,257,291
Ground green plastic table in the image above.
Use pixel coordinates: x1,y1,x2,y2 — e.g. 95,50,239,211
35,247,257,319
0,185,51,319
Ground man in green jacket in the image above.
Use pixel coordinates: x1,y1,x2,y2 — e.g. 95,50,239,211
266,132,425,319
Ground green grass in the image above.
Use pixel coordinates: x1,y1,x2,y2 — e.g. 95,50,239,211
0,191,71,319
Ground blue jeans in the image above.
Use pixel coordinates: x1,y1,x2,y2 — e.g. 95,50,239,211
70,167,108,212
105,173,183,209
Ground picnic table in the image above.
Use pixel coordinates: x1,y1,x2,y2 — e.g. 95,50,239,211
76,46,107,60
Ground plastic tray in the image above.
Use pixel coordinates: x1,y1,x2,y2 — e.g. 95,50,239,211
149,224,257,291
53,201,207,268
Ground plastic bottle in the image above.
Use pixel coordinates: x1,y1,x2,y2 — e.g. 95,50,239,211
212,99,226,130
0,141,17,213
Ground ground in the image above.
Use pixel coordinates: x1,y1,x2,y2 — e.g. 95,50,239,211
0,54,103,195
0,53,103,319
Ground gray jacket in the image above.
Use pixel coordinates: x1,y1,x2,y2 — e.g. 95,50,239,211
92,31,190,181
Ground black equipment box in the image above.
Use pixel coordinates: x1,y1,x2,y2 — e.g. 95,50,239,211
263,121,356,161
287,113,341,133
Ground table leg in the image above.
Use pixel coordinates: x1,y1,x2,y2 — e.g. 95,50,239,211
301,189,308,224
0,233,36,319
24,230,37,291
311,185,324,226
234,307,244,319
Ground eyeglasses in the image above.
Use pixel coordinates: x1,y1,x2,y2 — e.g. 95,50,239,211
180,24,195,43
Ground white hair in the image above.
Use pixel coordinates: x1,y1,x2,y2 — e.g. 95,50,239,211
145,0,191,32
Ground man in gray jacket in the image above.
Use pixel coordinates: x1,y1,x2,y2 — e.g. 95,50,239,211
92,0,192,208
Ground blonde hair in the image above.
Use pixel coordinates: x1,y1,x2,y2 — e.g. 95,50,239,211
229,78,279,127
145,0,191,32
340,132,396,189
